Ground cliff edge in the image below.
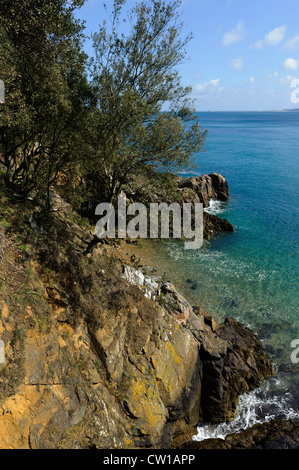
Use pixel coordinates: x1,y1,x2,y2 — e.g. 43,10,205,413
0,175,274,449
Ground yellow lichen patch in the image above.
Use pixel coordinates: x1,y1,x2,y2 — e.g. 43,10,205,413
127,375,165,436
165,341,181,366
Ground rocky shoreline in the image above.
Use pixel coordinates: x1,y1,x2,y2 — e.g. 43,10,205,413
179,418,299,449
121,263,274,442
0,173,296,449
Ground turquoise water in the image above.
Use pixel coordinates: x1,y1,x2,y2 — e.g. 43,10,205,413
148,112,299,435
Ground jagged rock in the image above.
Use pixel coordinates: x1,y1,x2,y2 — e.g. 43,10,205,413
87,282,203,446
203,211,234,239
127,172,234,240
123,266,195,325
192,317,274,423
122,265,160,300
178,173,234,239
122,266,274,425
179,173,230,208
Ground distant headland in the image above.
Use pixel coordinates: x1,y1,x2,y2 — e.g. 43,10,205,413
269,108,299,112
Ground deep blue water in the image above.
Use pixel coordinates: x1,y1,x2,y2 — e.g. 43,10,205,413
147,111,299,437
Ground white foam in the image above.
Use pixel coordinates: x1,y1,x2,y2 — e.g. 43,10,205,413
204,199,227,215
193,380,298,442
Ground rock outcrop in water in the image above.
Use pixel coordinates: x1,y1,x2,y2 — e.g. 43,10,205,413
129,172,234,241
178,173,230,208
203,211,234,239
179,173,233,239
179,418,299,449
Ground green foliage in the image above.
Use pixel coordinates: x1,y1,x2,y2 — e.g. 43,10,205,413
0,0,93,206
84,0,206,205
0,0,206,217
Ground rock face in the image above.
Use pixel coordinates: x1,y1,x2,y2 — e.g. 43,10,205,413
121,266,274,431
179,173,230,208
0,178,273,450
192,315,274,423
0,223,274,448
180,419,299,449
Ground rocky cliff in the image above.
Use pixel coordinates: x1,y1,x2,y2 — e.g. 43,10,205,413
0,174,274,449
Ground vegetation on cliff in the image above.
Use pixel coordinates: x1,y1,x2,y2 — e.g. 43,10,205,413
0,0,206,213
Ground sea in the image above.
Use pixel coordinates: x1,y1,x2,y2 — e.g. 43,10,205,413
146,111,299,440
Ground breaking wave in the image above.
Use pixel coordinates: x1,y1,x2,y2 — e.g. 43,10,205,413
204,199,227,215
194,378,299,442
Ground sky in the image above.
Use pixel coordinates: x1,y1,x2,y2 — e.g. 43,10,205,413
75,0,299,111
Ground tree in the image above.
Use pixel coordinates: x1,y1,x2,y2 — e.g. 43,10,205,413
86,0,206,205
0,0,93,207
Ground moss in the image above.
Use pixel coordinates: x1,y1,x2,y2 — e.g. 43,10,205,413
10,327,24,349
0,217,11,229
19,244,28,253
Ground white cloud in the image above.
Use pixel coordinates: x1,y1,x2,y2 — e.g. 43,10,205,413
284,58,299,70
230,57,244,71
278,75,298,86
221,21,247,47
251,26,287,49
284,35,299,50
249,77,255,83
194,78,221,94
268,70,279,79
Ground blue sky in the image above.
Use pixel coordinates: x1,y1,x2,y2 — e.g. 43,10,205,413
76,0,299,111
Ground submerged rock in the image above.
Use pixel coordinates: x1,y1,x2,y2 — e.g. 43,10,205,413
185,278,198,291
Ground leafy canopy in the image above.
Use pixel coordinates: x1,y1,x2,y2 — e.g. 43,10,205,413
87,0,206,203
0,0,91,204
